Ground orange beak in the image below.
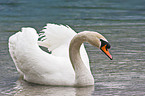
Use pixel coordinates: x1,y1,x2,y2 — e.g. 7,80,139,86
100,45,113,60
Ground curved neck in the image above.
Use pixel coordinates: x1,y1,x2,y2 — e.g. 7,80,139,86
69,32,94,86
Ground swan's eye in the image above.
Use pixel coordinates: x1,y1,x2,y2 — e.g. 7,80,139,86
106,43,111,49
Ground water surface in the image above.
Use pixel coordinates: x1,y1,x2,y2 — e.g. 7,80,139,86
0,0,145,95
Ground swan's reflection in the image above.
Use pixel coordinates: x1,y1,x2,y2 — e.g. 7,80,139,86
14,79,94,96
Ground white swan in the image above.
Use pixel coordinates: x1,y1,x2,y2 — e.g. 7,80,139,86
9,23,112,87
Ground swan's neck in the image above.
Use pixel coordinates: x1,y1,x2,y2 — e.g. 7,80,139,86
69,32,94,86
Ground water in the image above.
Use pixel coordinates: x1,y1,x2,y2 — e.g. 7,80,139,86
0,0,145,95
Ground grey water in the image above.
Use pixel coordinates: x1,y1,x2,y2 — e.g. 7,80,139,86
0,0,145,95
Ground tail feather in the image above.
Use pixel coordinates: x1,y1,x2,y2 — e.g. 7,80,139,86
9,27,38,55
8,28,38,74
38,23,76,51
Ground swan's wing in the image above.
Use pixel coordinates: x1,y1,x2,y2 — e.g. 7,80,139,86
38,23,76,51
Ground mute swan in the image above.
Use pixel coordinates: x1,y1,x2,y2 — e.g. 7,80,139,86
9,23,112,86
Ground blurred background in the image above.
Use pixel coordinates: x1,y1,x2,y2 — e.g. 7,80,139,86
0,0,145,95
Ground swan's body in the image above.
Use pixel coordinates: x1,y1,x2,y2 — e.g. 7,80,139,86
9,24,112,86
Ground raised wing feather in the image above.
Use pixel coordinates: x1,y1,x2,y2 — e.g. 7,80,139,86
38,24,76,51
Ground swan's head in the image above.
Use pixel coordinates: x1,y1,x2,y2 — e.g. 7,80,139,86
82,31,113,60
